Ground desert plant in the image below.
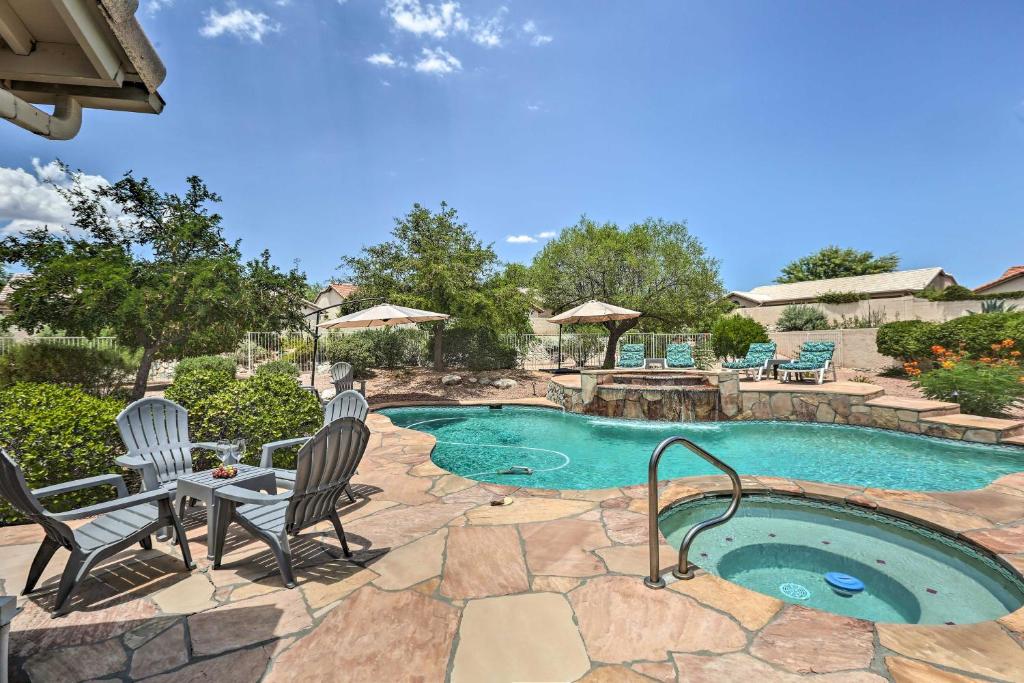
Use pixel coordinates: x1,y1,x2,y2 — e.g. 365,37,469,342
926,313,1024,357
775,305,829,332
0,383,125,524
876,320,936,361
711,315,770,359
816,291,866,304
0,343,136,398
439,327,517,370
912,341,1023,417
830,310,887,329
164,368,236,410
174,355,237,382
320,333,376,379
971,300,1019,314
254,359,300,378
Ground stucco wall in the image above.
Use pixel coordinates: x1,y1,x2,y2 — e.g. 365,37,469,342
979,277,1024,295
735,295,984,328
768,329,892,370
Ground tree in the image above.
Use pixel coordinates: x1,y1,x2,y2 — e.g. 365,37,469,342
776,246,899,283
530,217,726,368
0,167,307,399
712,315,770,359
340,202,530,369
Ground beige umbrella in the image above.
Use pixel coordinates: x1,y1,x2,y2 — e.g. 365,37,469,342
547,300,641,370
317,303,449,329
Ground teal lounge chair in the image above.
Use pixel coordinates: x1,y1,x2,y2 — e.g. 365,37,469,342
779,341,837,384
666,343,695,369
722,342,777,381
616,343,646,368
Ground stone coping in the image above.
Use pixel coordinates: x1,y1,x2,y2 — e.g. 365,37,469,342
371,396,560,411
1,411,1022,681
737,379,885,396
920,413,1024,432
864,396,960,412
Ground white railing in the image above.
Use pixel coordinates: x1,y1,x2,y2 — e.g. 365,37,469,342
503,332,712,370
0,336,118,355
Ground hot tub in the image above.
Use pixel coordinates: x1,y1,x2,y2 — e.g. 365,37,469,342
659,494,1024,625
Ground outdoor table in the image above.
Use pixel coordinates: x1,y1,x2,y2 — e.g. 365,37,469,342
176,464,277,559
765,358,787,380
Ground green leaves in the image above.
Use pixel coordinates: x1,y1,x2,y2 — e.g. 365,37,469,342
776,246,899,284
711,316,770,359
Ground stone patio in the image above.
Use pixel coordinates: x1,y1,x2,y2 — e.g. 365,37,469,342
3,407,1024,682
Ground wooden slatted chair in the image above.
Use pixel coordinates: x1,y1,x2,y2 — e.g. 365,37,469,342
0,448,194,617
211,417,371,588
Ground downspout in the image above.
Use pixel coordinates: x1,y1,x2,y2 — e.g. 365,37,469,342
0,88,83,140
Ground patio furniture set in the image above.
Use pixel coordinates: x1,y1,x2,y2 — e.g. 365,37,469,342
0,389,372,617
618,340,837,384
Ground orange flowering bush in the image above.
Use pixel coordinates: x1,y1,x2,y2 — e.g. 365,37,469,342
914,338,1024,416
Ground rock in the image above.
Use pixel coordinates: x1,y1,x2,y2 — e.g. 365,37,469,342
320,387,337,400
466,377,478,383
441,374,462,386
478,377,493,386
440,526,529,599
187,587,313,657
493,378,517,389
876,621,1024,681
25,639,128,682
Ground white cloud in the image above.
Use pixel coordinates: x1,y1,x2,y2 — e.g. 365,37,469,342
506,234,537,244
143,0,174,14
0,160,111,235
366,52,402,67
200,7,281,43
385,0,467,39
537,231,556,239
414,47,461,75
471,10,506,48
522,19,552,46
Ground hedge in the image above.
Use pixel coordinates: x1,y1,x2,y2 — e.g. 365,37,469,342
0,344,135,398
711,315,770,359
876,313,1024,361
174,355,237,382
0,383,125,525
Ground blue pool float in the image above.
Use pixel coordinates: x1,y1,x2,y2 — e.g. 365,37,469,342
825,572,865,593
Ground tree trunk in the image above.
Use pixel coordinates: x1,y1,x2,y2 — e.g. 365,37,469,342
601,319,639,368
432,321,445,370
131,346,157,401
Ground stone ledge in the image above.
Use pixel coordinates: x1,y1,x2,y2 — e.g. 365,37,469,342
1001,435,1024,447
920,413,1024,433
737,380,884,397
864,396,960,414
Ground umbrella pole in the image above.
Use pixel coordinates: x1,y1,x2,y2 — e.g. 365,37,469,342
557,326,563,370
310,309,321,386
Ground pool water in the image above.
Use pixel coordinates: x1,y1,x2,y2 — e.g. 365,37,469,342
381,406,1023,491
659,495,1024,624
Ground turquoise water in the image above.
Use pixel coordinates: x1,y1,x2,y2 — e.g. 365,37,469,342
659,495,1024,624
380,406,1023,491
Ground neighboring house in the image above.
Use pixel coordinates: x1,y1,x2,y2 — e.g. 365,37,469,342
0,273,30,317
1,1,166,140
516,288,559,335
729,268,957,308
974,266,1024,296
312,283,359,318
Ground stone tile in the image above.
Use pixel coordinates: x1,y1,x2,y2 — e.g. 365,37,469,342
884,656,985,682
631,661,676,682
521,518,610,577
187,586,313,657
265,586,459,683
749,606,874,673
531,575,583,593
130,622,188,679
799,481,858,503
332,498,399,523
451,593,590,683
430,474,476,497
442,484,507,506
595,544,675,577
142,640,282,683
577,665,654,682
931,490,1024,524
669,574,782,630
465,497,595,525
921,413,1023,431
962,524,1024,554
601,508,649,544
227,576,285,602
122,615,179,650
151,572,216,614
560,487,623,502
345,501,472,549
873,501,990,534
298,562,378,610
355,468,436,506
0,524,44,546
999,605,1024,634
440,526,529,599
877,621,1024,681
370,528,448,590
672,652,885,682
24,638,127,682
408,460,450,477
568,576,745,663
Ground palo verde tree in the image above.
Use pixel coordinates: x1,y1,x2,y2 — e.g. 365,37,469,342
776,246,899,283
531,217,727,368
341,202,529,369
0,167,307,399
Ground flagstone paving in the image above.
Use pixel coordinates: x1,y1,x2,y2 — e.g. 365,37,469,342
2,408,1023,681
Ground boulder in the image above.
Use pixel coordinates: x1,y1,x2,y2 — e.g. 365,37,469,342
441,374,462,386
466,377,478,384
493,378,518,390
478,378,493,386
320,387,337,401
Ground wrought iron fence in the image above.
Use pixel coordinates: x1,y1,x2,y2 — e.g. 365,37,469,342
502,332,712,370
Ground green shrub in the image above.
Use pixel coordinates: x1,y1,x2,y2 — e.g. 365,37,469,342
440,328,517,370
918,284,976,302
0,383,125,524
0,344,135,398
711,315,770,359
816,291,866,304
876,320,937,361
363,328,427,367
255,359,300,378
926,313,1024,357
320,333,376,378
775,305,829,332
174,355,236,382
164,368,236,410
916,361,1024,417
188,373,323,469
830,311,887,329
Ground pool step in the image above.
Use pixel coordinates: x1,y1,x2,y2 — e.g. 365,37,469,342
1000,434,1024,448
863,396,960,418
918,413,1024,444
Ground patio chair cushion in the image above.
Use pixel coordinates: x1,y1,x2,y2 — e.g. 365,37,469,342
617,344,645,368
74,503,162,552
722,342,776,369
666,343,694,368
778,341,835,371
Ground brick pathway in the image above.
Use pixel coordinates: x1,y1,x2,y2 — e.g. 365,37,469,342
2,409,1023,682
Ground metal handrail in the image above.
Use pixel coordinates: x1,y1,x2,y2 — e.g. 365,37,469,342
644,436,742,589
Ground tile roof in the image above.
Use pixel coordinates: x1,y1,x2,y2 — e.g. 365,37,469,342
318,283,358,299
974,266,1024,293
729,267,951,305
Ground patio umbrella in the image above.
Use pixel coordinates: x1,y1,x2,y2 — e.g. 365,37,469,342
547,300,641,371
317,303,449,329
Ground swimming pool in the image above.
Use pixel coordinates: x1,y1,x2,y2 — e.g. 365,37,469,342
659,495,1024,624
380,406,1023,491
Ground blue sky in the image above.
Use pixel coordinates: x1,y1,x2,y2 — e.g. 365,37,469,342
1,0,1022,291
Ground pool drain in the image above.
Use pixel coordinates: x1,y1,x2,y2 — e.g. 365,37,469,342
779,583,811,600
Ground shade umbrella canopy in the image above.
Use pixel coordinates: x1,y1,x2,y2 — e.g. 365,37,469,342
317,303,450,329
547,300,642,326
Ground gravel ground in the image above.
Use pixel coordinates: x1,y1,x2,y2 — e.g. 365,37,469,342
306,367,552,405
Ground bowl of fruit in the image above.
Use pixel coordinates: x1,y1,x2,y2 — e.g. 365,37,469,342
212,465,238,480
